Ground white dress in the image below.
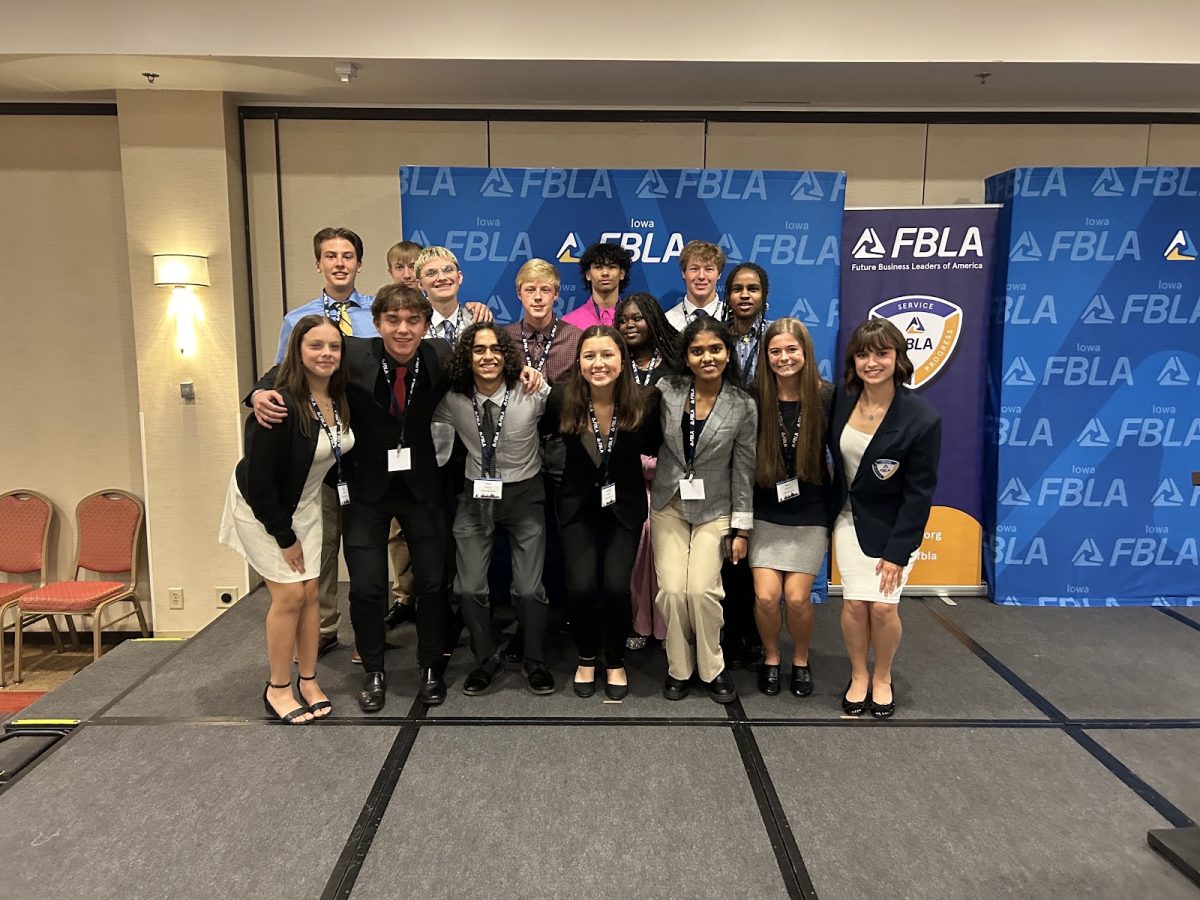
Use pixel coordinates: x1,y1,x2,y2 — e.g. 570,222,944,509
833,424,915,604
218,425,355,583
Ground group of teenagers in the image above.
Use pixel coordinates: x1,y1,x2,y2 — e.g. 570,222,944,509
219,228,942,724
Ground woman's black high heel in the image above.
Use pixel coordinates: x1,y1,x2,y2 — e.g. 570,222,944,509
573,657,597,698
841,679,870,716
263,681,310,724
298,673,333,718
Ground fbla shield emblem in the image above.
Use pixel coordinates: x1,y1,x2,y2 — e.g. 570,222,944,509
869,295,963,388
872,459,900,480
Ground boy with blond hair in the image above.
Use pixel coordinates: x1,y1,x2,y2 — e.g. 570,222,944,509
502,258,582,385
665,239,727,330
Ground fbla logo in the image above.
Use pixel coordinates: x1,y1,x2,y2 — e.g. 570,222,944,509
636,169,669,199
790,172,824,201
818,359,833,381
407,229,432,247
400,166,456,197
1091,168,1125,197
852,227,886,259
999,478,1032,506
1010,231,1043,262
1157,356,1192,386
1072,539,1105,566
1152,478,1185,507
1080,294,1115,325
870,296,963,387
480,168,514,198
1003,357,1037,386
717,233,744,262
556,233,584,264
1164,229,1197,261
485,293,514,323
1077,418,1111,447
787,297,821,326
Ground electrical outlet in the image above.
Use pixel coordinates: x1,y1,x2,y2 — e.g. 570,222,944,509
214,587,238,608
167,587,185,610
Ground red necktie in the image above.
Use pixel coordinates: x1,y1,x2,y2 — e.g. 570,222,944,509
391,365,408,418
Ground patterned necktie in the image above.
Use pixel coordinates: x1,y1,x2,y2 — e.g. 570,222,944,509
442,320,456,343
336,302,353,336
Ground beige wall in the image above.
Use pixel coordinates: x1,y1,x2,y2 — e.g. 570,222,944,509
1,115,149,627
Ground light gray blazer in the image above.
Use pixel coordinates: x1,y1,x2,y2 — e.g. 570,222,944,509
652,379,757,530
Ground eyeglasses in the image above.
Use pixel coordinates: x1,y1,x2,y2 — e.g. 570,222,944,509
421,264,458,279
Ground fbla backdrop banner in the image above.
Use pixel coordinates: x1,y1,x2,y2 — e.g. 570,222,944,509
838,206,1000,590
399,166,846,374
984,167,1200,607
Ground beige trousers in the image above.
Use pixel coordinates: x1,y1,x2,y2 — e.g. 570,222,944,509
388,520,414,602
650,498,729,682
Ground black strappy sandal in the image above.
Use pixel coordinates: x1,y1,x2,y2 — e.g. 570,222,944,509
297,673,333,718
263,681,310,724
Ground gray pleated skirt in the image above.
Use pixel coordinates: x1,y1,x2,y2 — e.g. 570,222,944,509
748,521,828,574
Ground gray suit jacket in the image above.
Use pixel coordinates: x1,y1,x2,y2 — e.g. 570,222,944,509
652,379,757,530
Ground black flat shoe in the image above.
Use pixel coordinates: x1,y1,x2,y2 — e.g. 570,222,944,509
841,679,869,716
462,655,502,696
418,666,447,705
263,681,309,724
573,658,597,698
662,674,690,701
297,673,332,718
604,668,629,701
869,683,895,719
358,671,387,713
706,669,738,704
758,664,781,696
790,665,813,698
524,661,556,695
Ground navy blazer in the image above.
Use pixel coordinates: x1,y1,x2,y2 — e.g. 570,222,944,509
827,384,941,566
251,335,453,506
235,390,327,549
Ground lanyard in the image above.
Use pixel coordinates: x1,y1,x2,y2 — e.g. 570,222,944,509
778,401,801,476
471,388,512,477
592,298,615,325
380,354,421,443
521,320,558,373
632,351,660,386
736,315,765,374
686,384,699,476
587,400,619,477
686,298,723,323
309,397,344,477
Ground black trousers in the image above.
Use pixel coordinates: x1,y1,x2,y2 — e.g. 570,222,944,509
343,476,450,671
720,554,758,656
561,505,640,667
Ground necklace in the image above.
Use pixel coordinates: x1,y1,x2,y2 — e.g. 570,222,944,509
858,396,890,421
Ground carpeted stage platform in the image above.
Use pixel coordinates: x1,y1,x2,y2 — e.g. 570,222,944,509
1,588,1198,899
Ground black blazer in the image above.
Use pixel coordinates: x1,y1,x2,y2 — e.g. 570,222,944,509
235,390,325,549
252,335,453,506
827,384,941,566
543,385,663,530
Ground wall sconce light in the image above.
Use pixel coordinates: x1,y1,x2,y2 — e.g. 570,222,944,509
153,254,209,356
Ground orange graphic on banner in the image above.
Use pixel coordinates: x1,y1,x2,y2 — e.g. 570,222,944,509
830,506,981,588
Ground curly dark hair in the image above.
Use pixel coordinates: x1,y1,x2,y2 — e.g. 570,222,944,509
670,316,746,391
721,262,770,326
617,292,681,371
446,323,525,395
579,242,633,293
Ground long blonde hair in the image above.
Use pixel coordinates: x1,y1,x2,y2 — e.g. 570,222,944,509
753,318,826,486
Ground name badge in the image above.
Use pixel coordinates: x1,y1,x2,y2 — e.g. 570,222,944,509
474,478,503,500
600,483,617,507
336,482,351,506
388,447,412,472
776,478,800,502
679,478,706,500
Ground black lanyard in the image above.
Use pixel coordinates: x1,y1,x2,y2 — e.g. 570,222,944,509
471,389,511,478
736,315,765,374
309,397,345,479
380,354,420,444
587,400,619,480
686,384,699,476
322,291,352,323
632,351,660,386
521,321,558,374
778,402,801,476
592,298,616,325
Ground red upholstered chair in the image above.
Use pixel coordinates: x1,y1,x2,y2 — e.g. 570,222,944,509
14,490,150,682
0,490,56,687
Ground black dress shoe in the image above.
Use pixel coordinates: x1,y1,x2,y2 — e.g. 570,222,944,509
462,655,502,696
706,669,738,704
572,660,596,698
790,665,813,698
758,664,781,696
604,670,629,701
524,661,556,695
316,634,339,657
841,679,869,716
358,671,386,713
869,683,895,719
662,674,690,701
417,666,447,705
384,601,416,628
